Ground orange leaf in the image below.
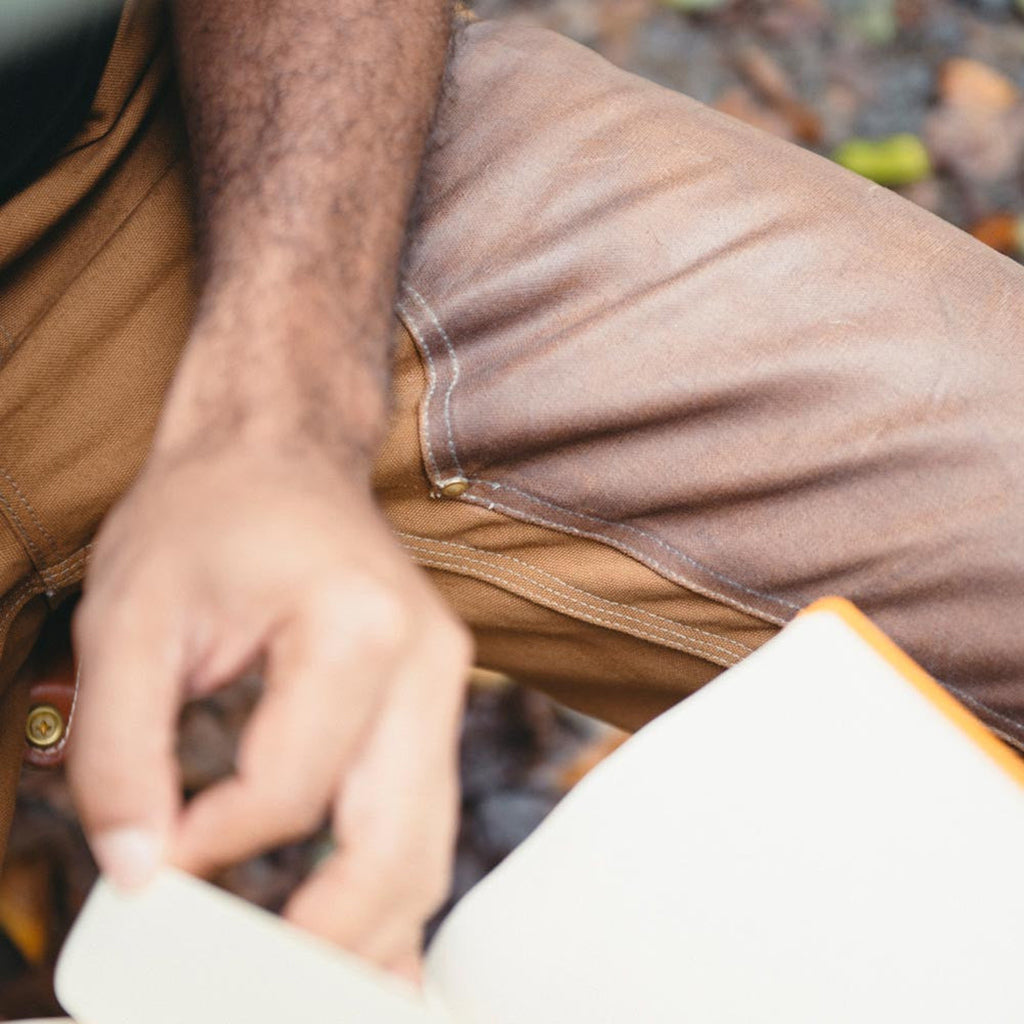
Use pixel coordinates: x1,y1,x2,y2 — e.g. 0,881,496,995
940,58,1020,112
971,213,1023,256
0,858,51,966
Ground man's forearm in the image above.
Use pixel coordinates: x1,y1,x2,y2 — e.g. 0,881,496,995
72,2,470,965
162,0,453,468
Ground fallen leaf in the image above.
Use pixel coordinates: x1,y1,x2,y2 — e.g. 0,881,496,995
0,858,51,966
833,133,932,186
558,727,630,791
939,58,1020,113
970,213,1024,256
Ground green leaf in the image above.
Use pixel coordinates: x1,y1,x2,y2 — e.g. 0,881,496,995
832,134,933,187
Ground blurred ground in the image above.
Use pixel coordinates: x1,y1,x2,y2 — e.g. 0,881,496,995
2,0,1023,1017
479,0,1024,255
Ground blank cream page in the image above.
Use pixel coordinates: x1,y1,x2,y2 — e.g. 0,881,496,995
55,869,451,1024
425,603,1024,1024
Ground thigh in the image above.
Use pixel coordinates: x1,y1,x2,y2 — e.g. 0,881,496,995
381,19,1024,748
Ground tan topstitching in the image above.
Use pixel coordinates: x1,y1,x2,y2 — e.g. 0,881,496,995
394,291,798,625
400,535,754,666
398,533,754,658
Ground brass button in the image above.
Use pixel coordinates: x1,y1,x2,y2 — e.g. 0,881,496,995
26,704,65,749
439,477,469,499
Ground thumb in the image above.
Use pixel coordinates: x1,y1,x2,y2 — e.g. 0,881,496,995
68,597,185,890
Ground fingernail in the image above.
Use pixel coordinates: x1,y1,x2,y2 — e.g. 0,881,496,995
92,827,162,891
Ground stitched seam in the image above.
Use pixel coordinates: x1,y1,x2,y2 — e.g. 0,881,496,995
0,548,91,637
479,478,800,611
943,682,1024,738
395,302,444,483
0,468,59,548
460,490,789,625
413,555,745,664
402,535,753,653
984,725,1024,756
402,285,466,476
0,579,39,636
41,548,91,589
393,281,1024,728
410,544,1024,741
401,285,799,617
42,563,82,587
410,550,746,660
0,490,47,566
421,558,744,663
981,723,1024,755
42,563,87,589
397,532,755,656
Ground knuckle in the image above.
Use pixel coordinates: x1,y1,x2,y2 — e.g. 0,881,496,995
348,580,407,642
312,577,407,651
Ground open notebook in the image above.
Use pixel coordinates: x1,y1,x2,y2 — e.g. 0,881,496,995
19,597,1024,1024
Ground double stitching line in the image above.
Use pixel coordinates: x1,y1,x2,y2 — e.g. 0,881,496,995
0,469,58,548
40,545,91,591
395,301,445,483
399,532,755,666
0,466,61,575
0,550,86,647
0,547,91,645
472,483,799,617
400,533,755,657
459,489,789,624
401,285,466,477
395,284,798,622
0,490,49,568
0,467,60,566
942,682,1024,748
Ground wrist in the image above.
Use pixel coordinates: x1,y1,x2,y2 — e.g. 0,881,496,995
153,309,391,475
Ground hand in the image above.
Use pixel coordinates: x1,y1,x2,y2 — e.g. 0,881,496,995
67,445,472,978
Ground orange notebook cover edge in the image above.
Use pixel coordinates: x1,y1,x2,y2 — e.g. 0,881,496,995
800,597,1024,789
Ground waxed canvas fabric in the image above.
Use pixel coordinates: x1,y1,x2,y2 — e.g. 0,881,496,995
0,0,192,862
1,3,1024,862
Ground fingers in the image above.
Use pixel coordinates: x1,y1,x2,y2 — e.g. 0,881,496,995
70,481,472,981
68,594,185,890
169,582,404,873
284,623,469,965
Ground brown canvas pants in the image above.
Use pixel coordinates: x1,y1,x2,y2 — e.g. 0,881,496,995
3,2,1024,861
